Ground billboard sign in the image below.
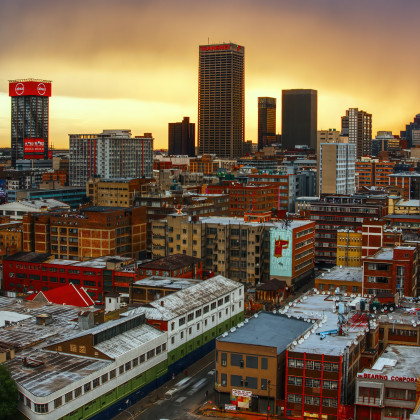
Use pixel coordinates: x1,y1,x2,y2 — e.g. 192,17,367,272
270,228,293,277
9,81,52,97
24,138,45,159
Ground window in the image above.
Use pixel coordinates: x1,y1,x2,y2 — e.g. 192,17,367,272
323,380,338,390
125,362,131,371
101,373,108,383
221,373,227,386
261,358,268,369
287,394,302,403
231,375,242,387
147,349,155,359
261,378,268,390
93,378,100,388
288,376,303,386
179,317,186,326
196,309,202,317
34,403,49,413
65,391,73,402
211,302,216,310
54,397,62,409
305,378,321,388
84,382,91,393
231,353,243,367
187,313,194,322
304,395,320,406
221,353,227,366
204,305,209,314
110,369,116,379
246,356,258,369
74,387,82,398
119,365,124,375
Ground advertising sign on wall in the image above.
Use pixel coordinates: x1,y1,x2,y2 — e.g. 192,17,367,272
9,81,52,97
24,138,46,159
270,228,293,277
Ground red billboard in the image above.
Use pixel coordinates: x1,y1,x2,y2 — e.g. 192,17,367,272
24,138,45,159
9,81,52,97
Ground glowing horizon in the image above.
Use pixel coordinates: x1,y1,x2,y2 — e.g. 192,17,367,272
0,0,419,150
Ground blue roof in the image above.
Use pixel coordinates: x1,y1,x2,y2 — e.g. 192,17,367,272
218,312,311,354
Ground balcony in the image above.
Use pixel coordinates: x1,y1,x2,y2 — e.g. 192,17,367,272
354,397,383,407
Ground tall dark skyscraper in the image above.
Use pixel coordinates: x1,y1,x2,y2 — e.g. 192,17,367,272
281,89,317,150
258,97,277,150
168,117,195,156
9,79,52,168
198,43,244,158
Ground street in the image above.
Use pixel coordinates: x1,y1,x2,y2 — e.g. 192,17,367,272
114,353,218,420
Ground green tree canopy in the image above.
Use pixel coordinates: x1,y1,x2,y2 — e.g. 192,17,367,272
0,364,18,420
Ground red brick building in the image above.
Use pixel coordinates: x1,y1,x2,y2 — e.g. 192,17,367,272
363,246,418,297
205,181,277,217
362,219,403,258
356,160,395,189
23,206,147,260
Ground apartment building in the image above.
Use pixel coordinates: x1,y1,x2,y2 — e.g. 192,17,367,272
69,130,153,187
22,206,147,260
356,159,395,188
152,214,314,287
363,246,418,297
336,230,363,267
309,194,389,264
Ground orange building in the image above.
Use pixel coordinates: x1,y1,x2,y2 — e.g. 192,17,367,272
189,155,219,174
0,216,22,263
22,206,147,260
356,160,395,188
42,170,68,186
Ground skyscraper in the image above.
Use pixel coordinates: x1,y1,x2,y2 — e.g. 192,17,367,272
341,108,372,159
198,43,244,158
9,79,52,168
281,89,317,150
69,130,153,186
258,97,276,150
168,117,195,156
401,113,420,148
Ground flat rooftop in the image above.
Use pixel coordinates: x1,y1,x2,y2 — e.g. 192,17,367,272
7,349,111,397
133,276,200,290
316,267,362,283
217,312,311,355
359,345,420,381
281,293,369,356
138,254,202,270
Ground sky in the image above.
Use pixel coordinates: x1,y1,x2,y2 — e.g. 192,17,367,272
0,0,419,150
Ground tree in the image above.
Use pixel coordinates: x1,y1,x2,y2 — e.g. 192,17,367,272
0,364,18,419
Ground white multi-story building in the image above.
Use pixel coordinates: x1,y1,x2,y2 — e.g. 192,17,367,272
341,108,372,160
69,130,153,187
319,142,356,195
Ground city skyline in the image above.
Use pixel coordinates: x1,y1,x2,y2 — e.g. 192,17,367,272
0,0,420,150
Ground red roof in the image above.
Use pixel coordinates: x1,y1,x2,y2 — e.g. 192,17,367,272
25,284,95,307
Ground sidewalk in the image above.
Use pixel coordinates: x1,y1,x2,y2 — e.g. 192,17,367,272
197,403,282,420
113,351,215,419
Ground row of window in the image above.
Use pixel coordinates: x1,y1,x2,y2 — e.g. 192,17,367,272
288,376,338,389
287,394,338,407
288,359,339,372
21,343,166,413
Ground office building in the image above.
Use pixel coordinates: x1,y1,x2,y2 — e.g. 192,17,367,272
319,143,355,195
401,113,420,148
198,43,245,158
371,131,400,156
258,97,277,150
356,345,420,420
69,130,153,187
281,89,317,150
341,108,372,159
9,79,52,168
168,117,195,156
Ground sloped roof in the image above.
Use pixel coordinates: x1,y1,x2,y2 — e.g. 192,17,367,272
25,284,94,307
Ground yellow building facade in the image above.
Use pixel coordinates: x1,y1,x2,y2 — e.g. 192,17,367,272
336,230,362,267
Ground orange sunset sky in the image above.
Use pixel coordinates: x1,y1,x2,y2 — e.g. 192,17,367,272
0,0,419,150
